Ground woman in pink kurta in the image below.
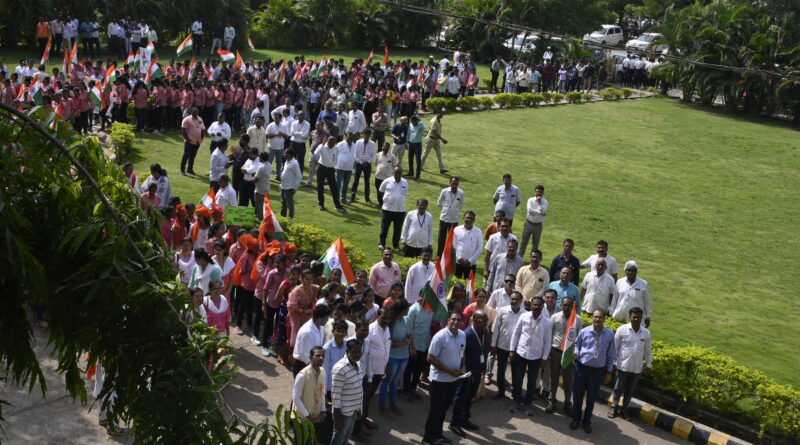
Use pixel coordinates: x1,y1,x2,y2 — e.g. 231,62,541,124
204,282,231,335
286,269,319,347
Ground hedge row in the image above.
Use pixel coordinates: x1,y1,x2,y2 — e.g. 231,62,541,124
579,313,800,442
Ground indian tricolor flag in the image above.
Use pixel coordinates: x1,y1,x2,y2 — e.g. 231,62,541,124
102,64,116,90
145,59,164,86
70,41,78,64
177,34,193,57
247,37,256,51
317,57,328,78
217,49,235,62
125,51,134,65
234,51,243,70
365,48,374,65
560,303,579,369
278,59,286,84
89,83,104,108
260,193,283,239
421,225,455,322
63,47,71,76
383,46,389,65
319,237,356,285
40,37,51,65
200,188,216,209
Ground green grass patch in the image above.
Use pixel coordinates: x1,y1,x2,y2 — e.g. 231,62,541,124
129,98,800,388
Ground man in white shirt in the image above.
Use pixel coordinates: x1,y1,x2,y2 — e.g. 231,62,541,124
191,20,203,56
266,112,288,180
487,274,516,311
349,129,376,203
509,296,552,415
292,346,327,425
223,24,235,51
452,211,482,279
436,177,464,257
483,219,517,280
490,292,526,400
445,71,461,98
239,147,260,207
292,305,332,376
401,198,433,258
404,247,435,303
215,174,237,207
493,174,522,229
251,152,271,220
611,261,652,326
280,148,302,219
546,297,581,414
246,115,267,152
519,185,548,258
363,310,391,427
335,133,356,204
580,258,618,315
581,240,619,280
378,167,408,251
345,101,366,136
209,140,231,191
207,113,231,154
486,239,524,293
609,307,651,419
316,136,344,212
289,110,310,174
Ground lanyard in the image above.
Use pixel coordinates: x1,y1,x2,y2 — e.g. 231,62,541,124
417,212,426,228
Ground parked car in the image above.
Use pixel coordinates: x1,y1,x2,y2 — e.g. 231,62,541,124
625,32,667,53
605,50,629,83
503,33,537,54
583,25,625,47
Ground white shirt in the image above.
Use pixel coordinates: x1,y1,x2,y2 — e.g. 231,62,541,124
367,322,391,377
453,225,482,265
334,140,355,171
215,185,237,207
209,148,229,181
346,109,366,134
405,260,434,303
581,271,618,314
581,254,619,276
491,305,527,351
290,120,310,143
401,210,433,249
292,369,326,417
246,125,267,151
317,144,337,168
487,287,512,311
493,185,521,220
266,121,287,151
293,320,324,363
207,121,231,142
281,158,302,190
525,197,548,223
437,187,464,223
614,323,652,373
242,157,260,181
372,150,397,180
484,232,518,264
611,277,653,321
191,21,203,34
224,26,235,40
379,177,408,212
353,139,376,164
446,76,460,94
254,161,272,194
510,312,553,361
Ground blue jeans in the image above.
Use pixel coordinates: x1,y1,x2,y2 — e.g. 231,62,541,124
336,169,352,202
269,149,283,180
330,412,357,445
512,357,541,403
379,357,409,409
407,142,422,178
572,362,604,426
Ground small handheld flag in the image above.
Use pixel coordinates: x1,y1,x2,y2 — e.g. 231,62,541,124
247,37,256,51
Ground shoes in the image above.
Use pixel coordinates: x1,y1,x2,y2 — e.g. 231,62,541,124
235,327,244,335
319,206,325,211
525,405,535,416
261,347,271,357
335,207,346,212
440,169,449,174
448,424,465,438
569,421,579,430
564,403,572,414
180,171,186,176
545,401,555,413
390,405,403,415
250,336,261,346
187,170,196,175
490,392,505,400
508,402,520,413
461,420,479,431
350,195,356,202
583,424,592,434
363,418,378,429
607,408,617,419
435,435,452,444
378,244,385,251
411,391,423,400
620,410,628,420
365,199,373,204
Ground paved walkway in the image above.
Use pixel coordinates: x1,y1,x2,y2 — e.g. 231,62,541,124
3,326,685,445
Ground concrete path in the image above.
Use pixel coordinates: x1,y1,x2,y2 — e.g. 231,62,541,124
2,326,686,445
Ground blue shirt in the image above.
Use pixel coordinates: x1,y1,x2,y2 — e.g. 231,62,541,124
547,280,581,310
574,326,616,372
389,318,411,359
428,327,465,383
463,327,489,373
317,109,337,123
391,123,408,145
405,303,433,351
408,122,426,144
322,338,347,391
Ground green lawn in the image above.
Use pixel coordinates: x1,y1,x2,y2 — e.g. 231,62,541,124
129,98,800,387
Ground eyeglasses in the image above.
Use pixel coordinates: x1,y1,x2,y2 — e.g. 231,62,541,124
504,280,515,283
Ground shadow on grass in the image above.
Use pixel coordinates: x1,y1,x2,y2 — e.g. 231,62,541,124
670,99,800,132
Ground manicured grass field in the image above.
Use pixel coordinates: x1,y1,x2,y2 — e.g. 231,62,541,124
128,97,800,387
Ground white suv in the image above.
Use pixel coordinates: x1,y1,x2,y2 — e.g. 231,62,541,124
583,25,624,47
625,32,667,53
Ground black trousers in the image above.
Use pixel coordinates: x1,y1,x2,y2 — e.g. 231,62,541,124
291,141,306,173
404,245,422,258
452,372,481,424
351,163,371,200
181,142,200,173
239,181,255,207
374,178,385,207
380,210,404,249
495,348,511,395
316,165,341,208
490,69,500,92
292,359,308,377
423,380,458,442
235,288,255,331
437,220,456,257
455,263,475,279
402,348,428,392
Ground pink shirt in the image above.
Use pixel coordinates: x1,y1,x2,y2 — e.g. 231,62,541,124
154,86,168,107
133,88,149,109
223,89,234,109
193,87,205,107
238,251,258,291
169,86,182,108
181,115,205,144
182,90,194,108
368,261,402,298
234,87,245,107
117,84,129,104
243,89,255,109
262,266,289,308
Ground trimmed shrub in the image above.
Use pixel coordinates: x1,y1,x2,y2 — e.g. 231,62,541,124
621,88,633,99
565,91,583,103
599,88,618,101
493,93,513,108
506,94,523,107
394,256,419,277
519,93,538,106
551,93,565,104
276,217,367,269
456,96,480,111
109,122,135,163
541,92,553,103
478,96,494,109
582,93,593,102
481,77,493,89
126,102,136,121
755,382,800,442
646,86,657,94
613,89,624,100
529,94,544,106
426,97,457,113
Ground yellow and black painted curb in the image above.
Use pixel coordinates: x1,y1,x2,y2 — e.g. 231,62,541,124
596,388,750,445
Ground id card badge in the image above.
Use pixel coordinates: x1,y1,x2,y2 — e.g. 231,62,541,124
480,355,485,364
